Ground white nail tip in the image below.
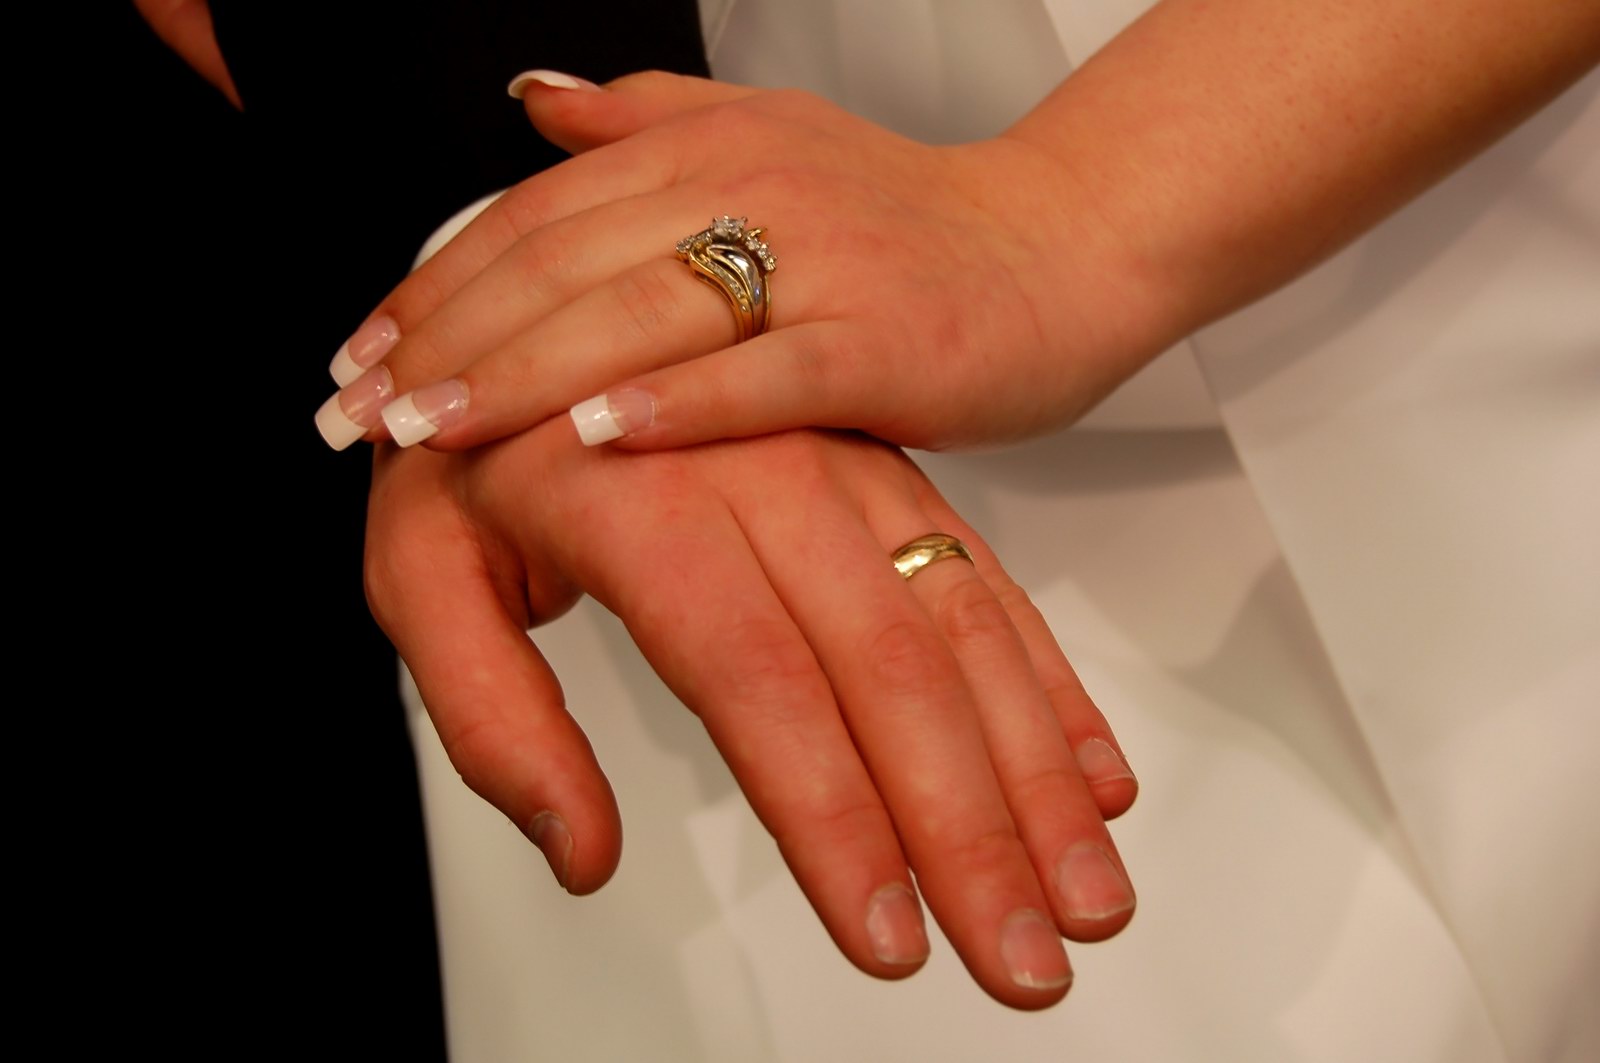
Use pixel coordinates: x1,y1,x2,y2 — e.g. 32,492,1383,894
382,393,439,448
507,69,583,97
328,342,363,387
570,395,624,446
315,395,367,451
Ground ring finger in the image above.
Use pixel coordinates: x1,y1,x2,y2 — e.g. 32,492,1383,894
721,436,1077,1009
315,193,805,452
861,484,1137,944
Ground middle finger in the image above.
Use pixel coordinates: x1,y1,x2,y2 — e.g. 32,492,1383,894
319,185,731,449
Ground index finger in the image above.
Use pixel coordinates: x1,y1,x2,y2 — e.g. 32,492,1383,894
329,131,683,386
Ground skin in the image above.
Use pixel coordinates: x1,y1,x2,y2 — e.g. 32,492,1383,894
136,0,1143,1009
145,0,1600,1008
131,0,241,108
365,422,1137,1009
338,0,1599,452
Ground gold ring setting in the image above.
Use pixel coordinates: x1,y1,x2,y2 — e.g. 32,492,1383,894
891,534,976,580
677,215,775,342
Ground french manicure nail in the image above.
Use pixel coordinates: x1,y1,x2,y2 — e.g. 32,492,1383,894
382,379,469,447
570,389,656,446
527,811,574,891
866,884,930,966
507,69,601,97
314,367,394,451
1055,843,1136,922
999,909,1073,991
329,315,401,386
1075,738,1136,788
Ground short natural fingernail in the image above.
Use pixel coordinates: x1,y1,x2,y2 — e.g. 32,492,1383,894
999,909,1073,991
382,379,470,447
527,811,574,891
866,884,929,966
1056,843,1136,922
570,389,656,446
314,367,394,451
507,69,601,97
329,315,401,386
1075,738,1136,788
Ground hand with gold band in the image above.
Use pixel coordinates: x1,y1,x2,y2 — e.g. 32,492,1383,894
367,422,1138,1011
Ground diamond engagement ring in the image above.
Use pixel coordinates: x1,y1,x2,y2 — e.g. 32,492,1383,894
676,216,775,342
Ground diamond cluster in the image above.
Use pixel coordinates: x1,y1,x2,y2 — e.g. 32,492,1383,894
677,215,777,273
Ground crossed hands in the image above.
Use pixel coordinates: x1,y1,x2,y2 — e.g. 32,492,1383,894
347,71,1143,1010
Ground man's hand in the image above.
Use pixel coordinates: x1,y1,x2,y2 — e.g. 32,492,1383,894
365,422,1139,1010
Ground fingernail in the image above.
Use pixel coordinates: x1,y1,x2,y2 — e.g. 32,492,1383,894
507,69,601,97
570,389,656,446
329,315,401,386
1075,738,1136,788
866,884,930,966
314,367,394,451
382,379,470,447
999,909,1073,991
527,811,574,891
1055,843,1136,922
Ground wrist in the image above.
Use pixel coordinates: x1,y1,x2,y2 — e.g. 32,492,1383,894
943,134,1193,423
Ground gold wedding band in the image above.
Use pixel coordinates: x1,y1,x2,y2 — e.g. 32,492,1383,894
891,534,975,580
676,215,775,342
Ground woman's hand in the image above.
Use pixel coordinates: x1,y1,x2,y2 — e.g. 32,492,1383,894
365,421,1138,1010
315,1,1599,459
313,70,1153,456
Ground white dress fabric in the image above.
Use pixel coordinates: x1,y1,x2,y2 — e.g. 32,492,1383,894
404,3,1599,1059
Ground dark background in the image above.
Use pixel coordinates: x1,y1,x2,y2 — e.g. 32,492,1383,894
103,2,706,1055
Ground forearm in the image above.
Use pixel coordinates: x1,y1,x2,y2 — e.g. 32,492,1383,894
1005,0,1600,367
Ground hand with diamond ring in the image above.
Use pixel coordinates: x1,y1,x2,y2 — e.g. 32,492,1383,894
366,418,1138,1011
312,0,1597,459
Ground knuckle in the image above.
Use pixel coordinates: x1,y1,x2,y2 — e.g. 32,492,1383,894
382,266,449,327
865,618,954,700
1041,671,1093,712
991,577,1088,700
436,714,501,803
509,226,584,302
1009,764,1084,811
613,69,677,93
714,616,824,710
990,575,1037,618
937,825,1027,876
743,164,816,209
758,87,831,124
361,541,405,631
777,794,894,856
695,97,768,144
934,577,1015,651
498,175,568,240
390,328,453,388
783,328,849,408
609,263,687,340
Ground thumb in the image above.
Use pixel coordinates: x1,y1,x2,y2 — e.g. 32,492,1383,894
509,68,759,154
365,469,623,894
